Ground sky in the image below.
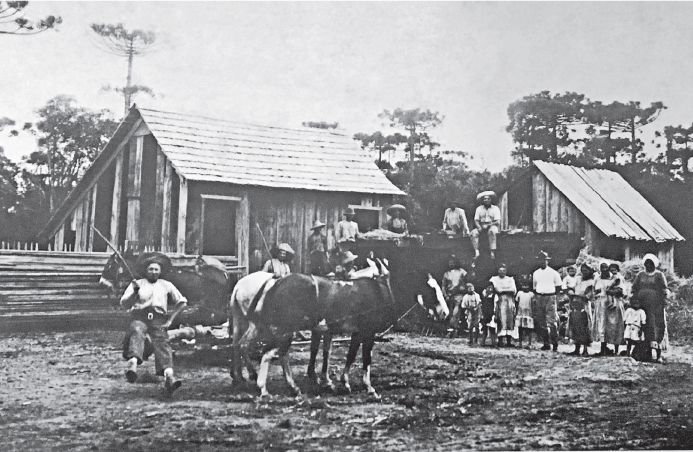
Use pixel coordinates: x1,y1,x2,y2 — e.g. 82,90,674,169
2,2,693,171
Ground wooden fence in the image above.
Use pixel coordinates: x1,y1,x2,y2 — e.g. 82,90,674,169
0,250,245,333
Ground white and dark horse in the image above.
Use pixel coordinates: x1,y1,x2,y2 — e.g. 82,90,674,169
231,258,449,399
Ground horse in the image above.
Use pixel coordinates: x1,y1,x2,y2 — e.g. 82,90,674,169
235,258,449,399
99,250,232,327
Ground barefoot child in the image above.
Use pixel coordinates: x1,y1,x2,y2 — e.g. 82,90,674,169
515,281,534,348
461,283,482,345
480,281,497,347
623,298,646,357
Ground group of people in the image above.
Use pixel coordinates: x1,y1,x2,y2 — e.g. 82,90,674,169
442,252,669,363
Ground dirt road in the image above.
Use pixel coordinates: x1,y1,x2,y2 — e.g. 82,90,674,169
1,331,693,451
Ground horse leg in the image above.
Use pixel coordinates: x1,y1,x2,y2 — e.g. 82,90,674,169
230,309,245,384
278,334,301,397
238,323,259,385
361,335,380,400
340,332,361,394
321,333,335,392
307,331,321,384
257,346,278,399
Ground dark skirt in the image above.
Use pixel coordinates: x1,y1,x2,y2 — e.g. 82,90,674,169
638,288,666,344
568,310,591,346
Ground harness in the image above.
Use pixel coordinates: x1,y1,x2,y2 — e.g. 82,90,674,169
247,278,273,317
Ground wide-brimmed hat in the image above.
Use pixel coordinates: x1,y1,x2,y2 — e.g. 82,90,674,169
136,252,172,278
341,251,358,264
536,251,551,260
278,243,295,254
310,220,326,231
476,190,497,202
343,207,356,216
386,204,407,216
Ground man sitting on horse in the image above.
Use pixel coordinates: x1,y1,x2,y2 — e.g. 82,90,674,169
262,243,294,278
120,253,187,396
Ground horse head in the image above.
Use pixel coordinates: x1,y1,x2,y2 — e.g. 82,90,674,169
386,260,449,322
99,249,137,293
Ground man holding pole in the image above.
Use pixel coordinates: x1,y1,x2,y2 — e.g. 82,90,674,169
121,253,188,396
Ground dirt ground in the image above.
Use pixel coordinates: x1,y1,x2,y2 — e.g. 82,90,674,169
2,331,693,451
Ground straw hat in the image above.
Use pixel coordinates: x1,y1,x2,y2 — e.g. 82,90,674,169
136,252,172,278
476,190,497,202
310,220,326,231
386,204,407,216
278,243,295,255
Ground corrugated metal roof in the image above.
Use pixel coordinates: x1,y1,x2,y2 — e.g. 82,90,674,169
534,161,683,242
138,108,405,195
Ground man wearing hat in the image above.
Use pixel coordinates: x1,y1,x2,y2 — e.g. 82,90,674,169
471,191,501,259
532,251,563,352
336,207,361,254
442,201,470,236
386,204,408,234
308,220,330,276
120,253,187,396
262,243,294,278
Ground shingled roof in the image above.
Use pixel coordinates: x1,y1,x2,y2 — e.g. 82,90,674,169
140,107,404,195
534,161,683,242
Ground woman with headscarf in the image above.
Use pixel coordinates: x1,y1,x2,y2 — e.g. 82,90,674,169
632,254,669,363
566,262,595,356
490,263,517,347
592,260,625,356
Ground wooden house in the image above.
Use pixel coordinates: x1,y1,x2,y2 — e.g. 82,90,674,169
37,106,405,274
498,161,684,270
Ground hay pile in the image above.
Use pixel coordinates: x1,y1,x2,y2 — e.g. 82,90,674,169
360,229,424,245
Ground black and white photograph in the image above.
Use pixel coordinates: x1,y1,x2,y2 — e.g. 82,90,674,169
2,1,693,450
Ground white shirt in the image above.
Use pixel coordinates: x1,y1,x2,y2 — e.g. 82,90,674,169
474,205,501,228
262,258,291,278
336,220,360,243
533,266,562,294
443,208,469,232
120,278,187,315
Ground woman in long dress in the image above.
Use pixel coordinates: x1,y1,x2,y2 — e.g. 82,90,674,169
567,262,595,356
490,264,517,347
632,253,669,363
592,261,625,356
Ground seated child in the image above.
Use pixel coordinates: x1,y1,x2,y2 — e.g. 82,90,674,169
567,293,591,357
480,281,497,347
515,282,535,349
623,298,646,357
562,266,577,294
460,283,481,345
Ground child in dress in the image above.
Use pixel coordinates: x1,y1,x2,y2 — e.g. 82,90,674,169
515,281,534,349
480,281,497,347
460,283,482,345
607,263,625,298
567,293,591,357
623,298,646,357
562,266,578,294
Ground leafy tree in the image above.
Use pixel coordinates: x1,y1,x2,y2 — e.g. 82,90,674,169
302,121,339,130
354,131,407,166
378,108,444,162
90,23,157,115
656,124,693,175
0,1,60,35
19,95,117,213
506,91,587,164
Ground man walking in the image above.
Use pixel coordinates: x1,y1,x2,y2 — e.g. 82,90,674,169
121,253,187,396
532,251,562,351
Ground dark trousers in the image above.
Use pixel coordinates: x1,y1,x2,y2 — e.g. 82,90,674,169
534,294,559,346
122,315,172,376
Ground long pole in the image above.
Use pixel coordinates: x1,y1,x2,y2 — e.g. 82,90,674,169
91,225,137,280
256,223,272,258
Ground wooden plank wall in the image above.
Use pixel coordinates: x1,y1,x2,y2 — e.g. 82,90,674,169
0,250,125,332
531,172,583,234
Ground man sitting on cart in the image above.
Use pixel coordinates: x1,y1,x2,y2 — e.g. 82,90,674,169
471,191,501,259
